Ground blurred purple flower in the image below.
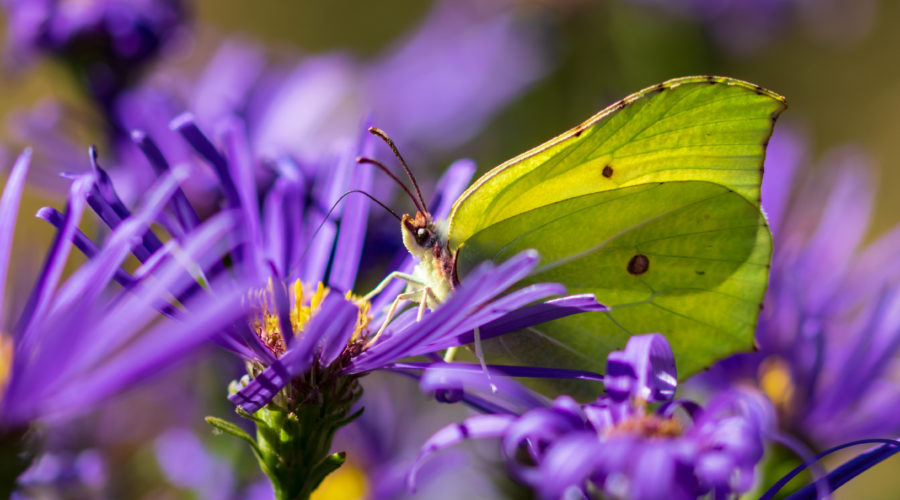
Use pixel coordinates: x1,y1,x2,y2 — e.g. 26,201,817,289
9,0,547,201
1,0,187,108
411,333,772,500
154,428,235,500
690,127,900,450
0,146,250,428
14,448,107,498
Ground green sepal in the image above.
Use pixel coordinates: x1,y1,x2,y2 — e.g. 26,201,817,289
209,372,363,500
305,452,347,496
204,416,263,461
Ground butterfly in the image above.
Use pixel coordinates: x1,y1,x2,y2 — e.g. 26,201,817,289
376,75,785,395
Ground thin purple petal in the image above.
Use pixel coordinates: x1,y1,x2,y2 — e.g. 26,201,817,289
0,149,32,324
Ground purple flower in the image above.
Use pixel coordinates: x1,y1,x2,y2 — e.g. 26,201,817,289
15,448,107,497
154,428,235,500
411,333,772,500
0,146,250,428
689,127,900,450
1,0,187,108
9,0,547,201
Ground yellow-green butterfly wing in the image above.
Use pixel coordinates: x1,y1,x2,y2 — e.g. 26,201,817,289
448,76,785,390
448,75,785,248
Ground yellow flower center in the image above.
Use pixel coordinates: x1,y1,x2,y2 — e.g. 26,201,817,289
603,399,684,439
310,460,370,500
605,412,684,439
251,280,371,358
759,356,795,413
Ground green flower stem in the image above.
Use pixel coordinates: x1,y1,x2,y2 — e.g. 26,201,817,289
211,372,363,500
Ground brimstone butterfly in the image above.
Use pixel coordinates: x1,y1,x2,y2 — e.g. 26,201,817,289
393,75,786,392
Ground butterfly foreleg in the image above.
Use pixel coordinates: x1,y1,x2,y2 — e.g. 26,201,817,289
366,291,420,347
417,287,439,321
362,271,424,303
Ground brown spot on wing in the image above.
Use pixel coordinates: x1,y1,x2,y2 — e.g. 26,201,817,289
627,254,650,275
602,165,614,178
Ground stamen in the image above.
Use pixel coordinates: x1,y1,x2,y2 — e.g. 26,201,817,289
250,279,371,361
605,412,684,439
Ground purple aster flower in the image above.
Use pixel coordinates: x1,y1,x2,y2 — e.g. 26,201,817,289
689,127,900,453
411,333,773,500
1,0,188,110
0,147,249,426
0,144,255,495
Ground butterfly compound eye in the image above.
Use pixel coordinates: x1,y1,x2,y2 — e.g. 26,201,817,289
415,228,429,246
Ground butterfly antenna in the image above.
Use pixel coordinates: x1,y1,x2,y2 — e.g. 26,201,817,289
367,127,428,213
356,156,425,214
291,189,401,277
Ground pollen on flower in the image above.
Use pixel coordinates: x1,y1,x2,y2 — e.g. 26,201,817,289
345,290,371,342
0,334,12,396
249,280,373,359
605,412,684,439
250,280,331,357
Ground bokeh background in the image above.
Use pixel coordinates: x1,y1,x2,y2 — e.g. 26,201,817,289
1,0,898,498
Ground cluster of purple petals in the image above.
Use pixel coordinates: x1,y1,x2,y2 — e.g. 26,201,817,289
1,0,187,106
0,144,251,427
690,127,900,451
411,334,772,500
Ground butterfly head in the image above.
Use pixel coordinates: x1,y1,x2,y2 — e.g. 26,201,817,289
401,210,457,299
401,210,440,256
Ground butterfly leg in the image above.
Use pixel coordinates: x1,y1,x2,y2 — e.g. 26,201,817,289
366,291,420,347
416,287,438,321
361,271,423,302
